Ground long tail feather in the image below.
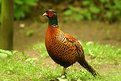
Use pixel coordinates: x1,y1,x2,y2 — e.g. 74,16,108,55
78,59,98,76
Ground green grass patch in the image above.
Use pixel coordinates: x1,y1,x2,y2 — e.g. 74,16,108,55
0,41,121,81
83,41,121,64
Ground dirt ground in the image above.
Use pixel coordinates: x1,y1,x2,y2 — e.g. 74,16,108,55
13,19,121,50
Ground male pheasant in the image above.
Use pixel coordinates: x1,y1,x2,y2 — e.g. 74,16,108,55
43,9,98,77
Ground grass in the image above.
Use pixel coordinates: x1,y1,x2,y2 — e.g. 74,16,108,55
0,41,121,81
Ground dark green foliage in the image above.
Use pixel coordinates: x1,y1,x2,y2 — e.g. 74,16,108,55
1,0,121,22
14,0,38,20
64,0,121,22
43,0,63,4
0,0,38,20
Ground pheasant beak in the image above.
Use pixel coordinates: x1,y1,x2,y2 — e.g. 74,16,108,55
43,12,47,16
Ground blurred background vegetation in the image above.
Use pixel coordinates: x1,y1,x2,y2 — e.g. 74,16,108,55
0,0,121,50
0,0,121,23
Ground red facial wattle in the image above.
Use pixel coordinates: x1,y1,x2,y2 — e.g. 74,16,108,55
47,12,55,18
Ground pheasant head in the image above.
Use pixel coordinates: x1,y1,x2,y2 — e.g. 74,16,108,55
43,9,58,26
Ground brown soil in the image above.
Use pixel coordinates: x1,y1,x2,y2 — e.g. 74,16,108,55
13,19,121,50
